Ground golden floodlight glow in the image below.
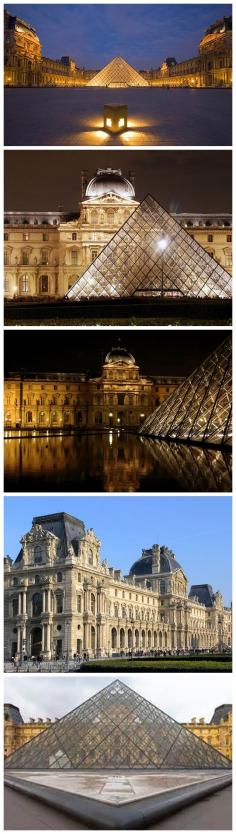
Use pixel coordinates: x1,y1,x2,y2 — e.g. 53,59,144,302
103,104,128,133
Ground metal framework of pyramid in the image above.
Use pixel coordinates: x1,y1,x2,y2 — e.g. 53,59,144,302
66,195,232,301
140,338,232,448
5,680,231,771
87,56,149,87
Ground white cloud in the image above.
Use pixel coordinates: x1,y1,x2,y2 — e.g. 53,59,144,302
4,673,232,724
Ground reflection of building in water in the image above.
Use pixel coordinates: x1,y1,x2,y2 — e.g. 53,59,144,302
183,705,232,761
4,704,52,758
4,512,232,661
4,167,232,301
4,12,232,88
4,345,183,430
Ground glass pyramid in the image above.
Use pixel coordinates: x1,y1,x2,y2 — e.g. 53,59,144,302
66,195,232,301
5,680,231,770
140,337,232,448
87,56,149,87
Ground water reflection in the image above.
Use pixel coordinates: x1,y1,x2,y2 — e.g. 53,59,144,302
4,431,231,493
5,88,232,146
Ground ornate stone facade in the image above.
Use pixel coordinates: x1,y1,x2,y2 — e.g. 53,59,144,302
4,345,183,430
4,512,232,661
4,168,232,300
4,704,53,758
183,705,232,761
4,168,139,299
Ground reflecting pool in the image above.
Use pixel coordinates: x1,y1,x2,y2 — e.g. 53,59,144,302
4,431,232,493
5,88,232,146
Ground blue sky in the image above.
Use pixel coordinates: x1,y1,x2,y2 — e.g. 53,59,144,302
5,5,232,67
4,496,231,605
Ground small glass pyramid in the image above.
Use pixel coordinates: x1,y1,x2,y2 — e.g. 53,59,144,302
141,337,232,448
87,56,149,87
66,195,232,301
5,680,231,770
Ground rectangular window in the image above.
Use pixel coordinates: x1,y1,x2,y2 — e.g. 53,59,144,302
77,596,82,612
91,249,98,262
72,232,77,241
23,232,29,241
4,252,10,265
43,232,49,241
207,234,213,243
4,233,9,241
42,252,49,265
227,234,232,242
71,250,78,265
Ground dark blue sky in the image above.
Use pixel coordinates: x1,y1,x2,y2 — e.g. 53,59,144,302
5,4,232,68
4,496,231,605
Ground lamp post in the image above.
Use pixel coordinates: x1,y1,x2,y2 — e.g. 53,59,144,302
158,237,168,297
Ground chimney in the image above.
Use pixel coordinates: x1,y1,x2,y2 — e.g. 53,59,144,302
128,170,135,193
81,170,88,200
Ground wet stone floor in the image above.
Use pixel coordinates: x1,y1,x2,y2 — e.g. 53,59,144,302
7,770,228,806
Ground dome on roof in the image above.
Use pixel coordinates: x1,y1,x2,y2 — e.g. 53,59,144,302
105,346,136,365
129,546,182,577
85,168,135,200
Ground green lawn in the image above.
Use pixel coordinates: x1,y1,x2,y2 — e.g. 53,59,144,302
79,658,232,672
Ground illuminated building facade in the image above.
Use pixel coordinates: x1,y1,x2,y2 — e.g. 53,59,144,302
4,513,232,661
4,168,232,301
183,705,232,761
4,704,52,758
4,345,183,430
4,11,232,88
4,168,139,299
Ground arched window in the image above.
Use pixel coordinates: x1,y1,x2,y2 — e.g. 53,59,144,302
34,546,42,564
32,592,43,616
91,593,95,614
40,275,48,293
56,593,63,614
21,274,29,293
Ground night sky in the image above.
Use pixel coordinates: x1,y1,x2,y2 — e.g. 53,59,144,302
4,151,232,214
5,4,232,68
4,332,229,379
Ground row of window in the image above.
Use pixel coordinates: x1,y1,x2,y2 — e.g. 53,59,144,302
4,232,56,242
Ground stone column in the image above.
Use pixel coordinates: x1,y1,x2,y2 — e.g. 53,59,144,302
46,623,51,654
18,594,22,615
43,590,46,613
42,624,45,653
83,623,88,651
23,591,27,614
17,626,21,654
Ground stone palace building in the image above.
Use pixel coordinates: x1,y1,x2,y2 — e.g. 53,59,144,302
4,512,232,661
4,345,183,430
4,11,232,88
4,167,232,300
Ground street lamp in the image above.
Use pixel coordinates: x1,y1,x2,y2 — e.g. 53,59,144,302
158,237,168,297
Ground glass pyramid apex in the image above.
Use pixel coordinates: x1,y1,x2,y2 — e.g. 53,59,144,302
87,56,149,86
5,680,231,771
140,337,232,448
66,195,232,301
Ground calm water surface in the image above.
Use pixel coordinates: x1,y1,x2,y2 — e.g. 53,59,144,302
5,88,232,146
4,431,231,493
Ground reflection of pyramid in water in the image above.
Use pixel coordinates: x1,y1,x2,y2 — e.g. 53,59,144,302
141,338,232,448
66,196,232,300
87,56,149,87
5,680,231,770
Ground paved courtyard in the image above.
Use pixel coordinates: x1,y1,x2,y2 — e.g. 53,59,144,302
6,769,229,806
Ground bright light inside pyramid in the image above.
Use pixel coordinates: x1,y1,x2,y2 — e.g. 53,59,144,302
158,238,168,252
103,104,128,133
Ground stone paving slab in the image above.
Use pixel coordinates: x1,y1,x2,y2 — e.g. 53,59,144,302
7,769,229,806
